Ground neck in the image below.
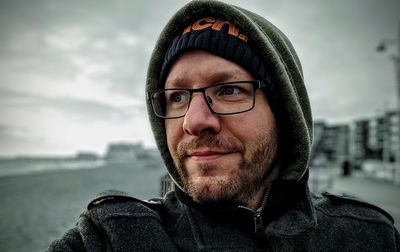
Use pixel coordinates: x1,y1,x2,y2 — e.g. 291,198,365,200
245,187,268,211
245,164,280,211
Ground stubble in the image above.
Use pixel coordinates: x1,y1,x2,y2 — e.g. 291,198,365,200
172,125,279,205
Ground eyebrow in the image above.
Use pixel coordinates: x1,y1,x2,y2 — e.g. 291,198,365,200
165,69,249,89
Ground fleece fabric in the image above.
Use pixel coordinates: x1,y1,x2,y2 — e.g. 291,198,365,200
146,0,312,190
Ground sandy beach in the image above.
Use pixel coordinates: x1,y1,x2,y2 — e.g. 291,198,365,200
0,161,166,252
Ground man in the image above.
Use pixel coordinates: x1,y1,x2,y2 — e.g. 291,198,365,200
49,1,399,251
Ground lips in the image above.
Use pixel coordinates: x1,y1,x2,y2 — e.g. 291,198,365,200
187,150,230,162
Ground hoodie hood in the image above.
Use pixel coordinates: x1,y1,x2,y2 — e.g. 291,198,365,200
146,0,313,191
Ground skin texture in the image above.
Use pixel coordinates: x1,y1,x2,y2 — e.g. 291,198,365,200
165,50,279,210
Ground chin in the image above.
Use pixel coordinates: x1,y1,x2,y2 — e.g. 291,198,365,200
188,176,236,202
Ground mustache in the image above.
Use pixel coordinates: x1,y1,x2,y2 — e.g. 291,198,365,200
176,134,243,157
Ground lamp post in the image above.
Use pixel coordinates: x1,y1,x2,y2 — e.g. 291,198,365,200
377,21,400,184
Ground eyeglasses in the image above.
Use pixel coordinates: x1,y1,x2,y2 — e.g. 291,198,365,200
148,80,266,119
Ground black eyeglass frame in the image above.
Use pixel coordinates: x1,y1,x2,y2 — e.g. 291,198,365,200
147,80,267,119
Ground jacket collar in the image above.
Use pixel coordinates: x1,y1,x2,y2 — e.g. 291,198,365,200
263,180,317,236
174,179,317,237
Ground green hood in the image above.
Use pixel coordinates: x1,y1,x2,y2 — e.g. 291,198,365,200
146,0,313,191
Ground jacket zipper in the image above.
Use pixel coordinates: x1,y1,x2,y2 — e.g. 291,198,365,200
253,186,271,234
238,186,272,235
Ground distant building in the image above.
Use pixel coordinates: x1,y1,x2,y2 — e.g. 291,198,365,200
311,121,349,165
75,152,99,161
324,124,349,163
367,116,385,159
104,142,164,166
384,111,399,163
348,110,400,180
349,111,400,164
136,148,160,160
349,119,369,167
105,142,144,163
311,121,326,153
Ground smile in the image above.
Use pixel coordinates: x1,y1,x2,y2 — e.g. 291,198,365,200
187,150,232,162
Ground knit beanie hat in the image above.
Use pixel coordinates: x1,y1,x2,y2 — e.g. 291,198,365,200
159,17,271,85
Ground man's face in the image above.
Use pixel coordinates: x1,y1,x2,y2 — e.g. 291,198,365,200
165,50,278,206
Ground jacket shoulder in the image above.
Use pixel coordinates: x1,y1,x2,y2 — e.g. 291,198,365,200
88,190,162,207
310,192,400,251
86,190,164,222
313,191,394,225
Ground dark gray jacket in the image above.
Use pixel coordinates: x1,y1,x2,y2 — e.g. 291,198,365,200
48,180,399,251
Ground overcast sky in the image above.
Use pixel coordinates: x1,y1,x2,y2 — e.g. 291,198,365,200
0,0,399,156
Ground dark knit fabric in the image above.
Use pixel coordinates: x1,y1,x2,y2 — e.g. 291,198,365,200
159,16,271,86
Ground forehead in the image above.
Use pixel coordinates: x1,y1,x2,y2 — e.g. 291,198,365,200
164,50,253,88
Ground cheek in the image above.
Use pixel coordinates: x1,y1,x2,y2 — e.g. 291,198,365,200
226,106,275,144
252,99,276,134
165,120,182,153
228,113,269,136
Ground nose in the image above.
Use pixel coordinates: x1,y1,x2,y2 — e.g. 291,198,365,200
182,93,221,136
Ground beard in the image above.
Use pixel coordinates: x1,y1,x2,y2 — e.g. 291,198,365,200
171,125,279,205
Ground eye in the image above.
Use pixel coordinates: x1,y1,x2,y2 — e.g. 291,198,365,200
167,90,188,104
218,85,243,96
171,93,182,102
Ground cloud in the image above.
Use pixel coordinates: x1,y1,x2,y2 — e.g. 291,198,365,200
0,125,12,140
1,0,399,155
0,124,49,157
0,88,152,156
43,27,89,51
0,87,143,122
0,0,174,98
